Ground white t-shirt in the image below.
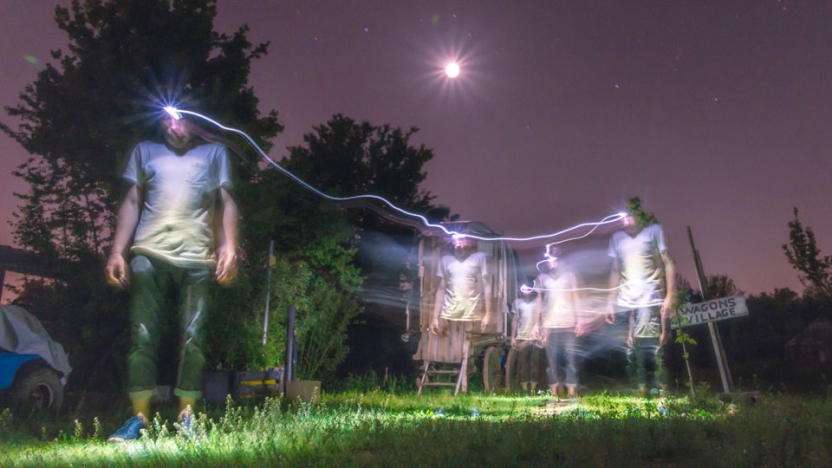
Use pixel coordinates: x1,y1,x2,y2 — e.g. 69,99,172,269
438,252,489,321
514,298,539,340
125,141,232,268
608,224,668,310
539,272,578,330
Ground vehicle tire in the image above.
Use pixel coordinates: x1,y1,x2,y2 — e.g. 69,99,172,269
11,366,63,415
482,346,503,394
505,348,519,393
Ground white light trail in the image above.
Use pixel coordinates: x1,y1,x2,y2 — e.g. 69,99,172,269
164,106,625,243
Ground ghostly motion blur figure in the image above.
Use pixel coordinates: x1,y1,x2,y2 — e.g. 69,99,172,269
430,236,494,336
105,114,239,441
606,199,675,395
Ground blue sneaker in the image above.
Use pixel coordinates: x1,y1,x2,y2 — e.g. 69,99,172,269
177,408,200,437
108,415,146,442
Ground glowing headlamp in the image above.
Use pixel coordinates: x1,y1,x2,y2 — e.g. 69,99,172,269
163,106,183,121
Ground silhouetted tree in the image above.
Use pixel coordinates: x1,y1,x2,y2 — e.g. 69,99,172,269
0,0,280,391
285,114,450,230
675,273,693,298
706,275,742,299
3,0,279,260
208,113,453,381
282,115,452,378
783,208,832,299
284,114,450,294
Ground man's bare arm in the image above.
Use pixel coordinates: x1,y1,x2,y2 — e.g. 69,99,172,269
606,257,620,323
660,250,675,319
480,278,494,330
431,277,446,335
571,274,587,336
105,185,141,288
510,300,519,348
215,187,239,285
660,250,675,344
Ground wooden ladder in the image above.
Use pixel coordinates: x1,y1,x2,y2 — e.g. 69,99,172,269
418,336,472,396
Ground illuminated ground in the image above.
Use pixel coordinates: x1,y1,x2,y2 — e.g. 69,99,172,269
1,390,830,467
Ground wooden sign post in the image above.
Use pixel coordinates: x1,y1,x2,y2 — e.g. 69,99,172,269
687,227,735,393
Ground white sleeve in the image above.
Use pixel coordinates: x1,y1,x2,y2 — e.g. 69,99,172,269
123,144,142,185
479,253,489,278
436,256,445,279
654,225,668,253
607,234,618,259
217,145,233,190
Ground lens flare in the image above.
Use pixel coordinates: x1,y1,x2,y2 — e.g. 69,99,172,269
163,106,183,120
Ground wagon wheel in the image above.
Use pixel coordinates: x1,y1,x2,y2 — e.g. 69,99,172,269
12,366,63,416
504,347,519,393
482,346,503,394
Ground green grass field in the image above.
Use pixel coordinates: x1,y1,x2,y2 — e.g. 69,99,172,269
2,388,831,467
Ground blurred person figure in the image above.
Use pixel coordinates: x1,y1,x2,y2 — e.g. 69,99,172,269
605,198,675,395
430,236,493,335
105,112,238,441
538,248,585,399
511,281,543,395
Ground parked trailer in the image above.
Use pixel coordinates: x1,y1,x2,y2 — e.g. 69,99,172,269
407,221,528,395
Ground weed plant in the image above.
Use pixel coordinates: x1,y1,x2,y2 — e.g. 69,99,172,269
1,389,831,467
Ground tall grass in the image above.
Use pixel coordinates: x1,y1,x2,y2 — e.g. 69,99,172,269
1,389,830,467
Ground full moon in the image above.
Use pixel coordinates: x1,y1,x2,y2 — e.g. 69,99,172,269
445,62,460,78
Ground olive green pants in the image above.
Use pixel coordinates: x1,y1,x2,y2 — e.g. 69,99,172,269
127,255,208,401
628,337,668,392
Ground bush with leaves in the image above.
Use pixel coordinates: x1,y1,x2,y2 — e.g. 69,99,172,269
205,250,362,383
204,164,364,383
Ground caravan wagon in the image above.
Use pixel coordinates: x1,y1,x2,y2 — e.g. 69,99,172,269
405,221,531,395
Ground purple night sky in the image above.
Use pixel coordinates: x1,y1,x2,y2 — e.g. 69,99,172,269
2,1,831,296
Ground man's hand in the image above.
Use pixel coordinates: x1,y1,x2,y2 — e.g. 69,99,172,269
510,337,517,349
660,331,669,346
430,317,446,336
215,247,238,286
106,185,140,289
480,314,493,332
605,303,616,324
106,253,129,288
627,335,634,348
575,323,587,337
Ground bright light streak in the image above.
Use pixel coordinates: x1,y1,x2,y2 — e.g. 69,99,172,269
165,106,625,243
163,106,183,120
531,285,623,293
445,62,460,78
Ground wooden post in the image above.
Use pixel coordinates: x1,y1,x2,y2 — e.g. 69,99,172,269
261,240,275,346
284,305,296,391
687,226,733,393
